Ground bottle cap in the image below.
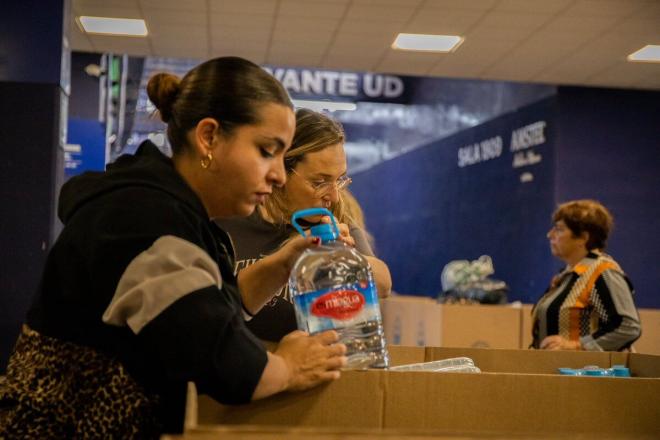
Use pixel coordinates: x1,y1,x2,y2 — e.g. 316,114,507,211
291,208,340,244
611,365,631,377
309,223,338,243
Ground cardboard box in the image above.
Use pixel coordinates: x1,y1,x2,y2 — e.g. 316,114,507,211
440,303,521,349
519,304,660,354
386,298,659,353
635,308,660,355
387,345,425,367
381,368,658,436
381,295,442,347
520,303,534,349
166,424,580,439
382,297,521,349
422,346,635,375
195,346,660,437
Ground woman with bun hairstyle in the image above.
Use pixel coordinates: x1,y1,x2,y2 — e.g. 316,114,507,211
0,57,346,438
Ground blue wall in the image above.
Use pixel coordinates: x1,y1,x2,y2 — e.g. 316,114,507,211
0,0,69,370
66,118,106,177
352,98,557,303
554,87,660,308
0,0,68,85
69,53,101,120
352,87,660,308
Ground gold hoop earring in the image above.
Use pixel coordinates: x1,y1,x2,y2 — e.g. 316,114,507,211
200,152,213,169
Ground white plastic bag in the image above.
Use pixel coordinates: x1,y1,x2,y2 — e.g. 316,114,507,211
441,255,494,292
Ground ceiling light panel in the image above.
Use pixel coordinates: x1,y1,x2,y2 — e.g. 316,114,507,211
392,33,463,52
627,45,660,63
78,16,148,37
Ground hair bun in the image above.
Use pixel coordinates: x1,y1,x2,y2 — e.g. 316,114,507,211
146,72,181,123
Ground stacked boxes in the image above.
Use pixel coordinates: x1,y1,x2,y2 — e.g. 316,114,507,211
184,298,660,438
381,296,660,354
636,309,660,355
194,346,660,437
380,296,521,349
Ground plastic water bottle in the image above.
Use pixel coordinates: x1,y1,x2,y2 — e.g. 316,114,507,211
558,365,630,377
289,208,389,369
389,357,481,373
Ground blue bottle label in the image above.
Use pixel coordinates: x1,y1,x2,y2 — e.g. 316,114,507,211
294,280,380,333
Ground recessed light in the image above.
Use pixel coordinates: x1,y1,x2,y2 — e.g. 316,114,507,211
627,45,660,63
77,16,148,37
392,33,463,53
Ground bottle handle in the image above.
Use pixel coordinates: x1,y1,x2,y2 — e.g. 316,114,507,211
291,208,339,238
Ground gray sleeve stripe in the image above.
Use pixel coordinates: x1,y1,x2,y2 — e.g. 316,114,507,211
102,235,222,334
580,335,604,351
592,270,641,350
600,270,640,321
350,225,375,257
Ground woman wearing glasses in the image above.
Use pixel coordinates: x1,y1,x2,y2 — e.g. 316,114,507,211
218,108,391,344
531,199,641,351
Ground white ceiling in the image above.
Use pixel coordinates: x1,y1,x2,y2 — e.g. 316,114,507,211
70,0,660,90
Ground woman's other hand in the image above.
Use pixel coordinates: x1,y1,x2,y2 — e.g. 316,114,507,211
540,334,581,350
320,216,355,247
252,330,347,399
276,330,347,391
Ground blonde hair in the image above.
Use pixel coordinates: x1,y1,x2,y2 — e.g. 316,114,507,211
261,109,347,226
341,190,366,230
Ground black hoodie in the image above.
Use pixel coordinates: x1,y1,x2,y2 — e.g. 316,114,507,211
25,141,267,433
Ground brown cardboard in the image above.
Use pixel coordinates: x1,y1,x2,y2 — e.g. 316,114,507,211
196,348,660,436
423,346,613,374
166,425,589,439
520,303,534,349
635,308,660,355
383,370,660,436
197,371,386,429
398,345,654,376
610,351,628,368
388,345,425,366
381,295,442,346
627,353,660,378
382,297,521,349
384,297,659,353
440,304,521,349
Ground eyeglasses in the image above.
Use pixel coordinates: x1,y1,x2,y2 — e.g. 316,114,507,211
549,222,568,234
290,168,352,195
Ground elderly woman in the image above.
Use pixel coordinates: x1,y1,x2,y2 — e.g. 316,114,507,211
532,199,641,351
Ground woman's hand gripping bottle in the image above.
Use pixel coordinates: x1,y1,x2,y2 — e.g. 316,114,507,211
289,208,389,369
